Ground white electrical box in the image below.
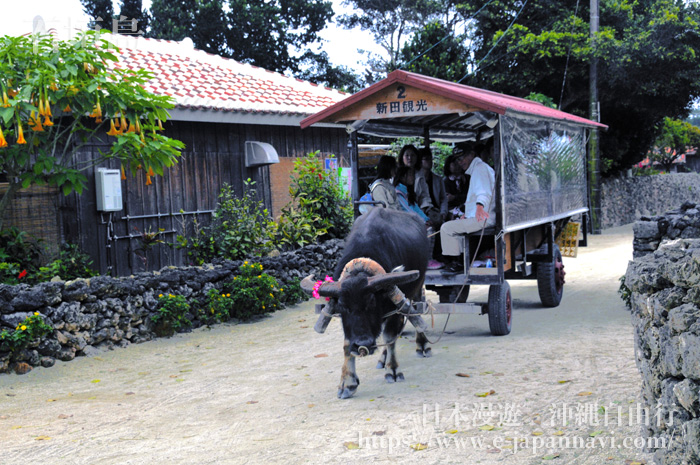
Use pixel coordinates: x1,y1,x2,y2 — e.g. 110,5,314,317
95,168,123,212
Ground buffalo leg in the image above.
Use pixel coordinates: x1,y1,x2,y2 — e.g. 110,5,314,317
415,331,432,358
338,339,360,399
383,316,405,383
376,349,387,369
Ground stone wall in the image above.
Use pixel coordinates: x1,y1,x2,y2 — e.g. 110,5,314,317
0,240,344,375
625,204,700,464
632,202,700,259
601,173,700,229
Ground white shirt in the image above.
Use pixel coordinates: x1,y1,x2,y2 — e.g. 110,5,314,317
463,157,496,220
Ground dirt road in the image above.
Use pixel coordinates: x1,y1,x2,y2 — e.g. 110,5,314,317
1,224,655,465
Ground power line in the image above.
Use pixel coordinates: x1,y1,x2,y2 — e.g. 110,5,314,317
457,0,530,83
558,0,582,110
401,0,498,70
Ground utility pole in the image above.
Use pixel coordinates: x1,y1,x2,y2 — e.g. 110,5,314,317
589,0,602,234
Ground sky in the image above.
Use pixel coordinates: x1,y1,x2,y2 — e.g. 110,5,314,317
0,0,379,73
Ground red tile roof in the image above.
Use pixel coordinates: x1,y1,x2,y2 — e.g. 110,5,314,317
107,34,348,116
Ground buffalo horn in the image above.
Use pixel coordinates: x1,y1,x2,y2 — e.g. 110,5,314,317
366,270,420,292
300,274,342,298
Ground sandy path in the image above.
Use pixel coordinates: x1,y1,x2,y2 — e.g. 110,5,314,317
1,224,654,465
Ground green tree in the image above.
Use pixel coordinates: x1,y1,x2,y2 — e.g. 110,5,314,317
398,20,469,82
338,0,441,76
80,0,115,26
119,0,149,33
463,0,700,173
650,117,700,172
146,0,227,56
225,0,334,75
0,32,185,230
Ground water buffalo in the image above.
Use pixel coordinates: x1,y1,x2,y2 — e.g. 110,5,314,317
301,207,430,399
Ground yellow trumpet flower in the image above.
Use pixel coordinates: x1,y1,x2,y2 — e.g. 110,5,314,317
106,119,120,136
0,127,7,148
1,91,9,108
17,123,26,144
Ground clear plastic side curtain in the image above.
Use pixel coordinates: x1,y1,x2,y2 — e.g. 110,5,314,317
499,114,588,231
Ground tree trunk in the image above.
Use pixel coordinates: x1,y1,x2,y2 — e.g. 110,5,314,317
0,181,20,232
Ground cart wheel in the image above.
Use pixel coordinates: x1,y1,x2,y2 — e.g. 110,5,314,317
537,244,565,307
437,285,470,303
487,282,512,336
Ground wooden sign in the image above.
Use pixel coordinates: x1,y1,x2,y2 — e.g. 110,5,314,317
329,84,479,122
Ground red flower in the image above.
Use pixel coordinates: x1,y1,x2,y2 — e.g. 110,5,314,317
318,173,322,180
18,269,27,280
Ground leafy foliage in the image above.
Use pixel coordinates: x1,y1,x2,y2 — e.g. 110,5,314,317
399,21,469,82
199,288,236,324
176,181,276,264
152,293,192,331
463,0,700,173
35,243,98,282
0,312,53,354
649,117,700,172
0,31,184,229
288,152,353,241
223,262,283,321
0,227,44,279
276,205,323,252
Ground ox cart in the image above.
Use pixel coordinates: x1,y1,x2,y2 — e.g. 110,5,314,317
301,70,607,338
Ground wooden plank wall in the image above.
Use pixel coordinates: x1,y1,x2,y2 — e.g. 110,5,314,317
60,120,347,276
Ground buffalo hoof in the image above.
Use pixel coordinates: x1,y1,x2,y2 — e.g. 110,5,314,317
416,347,432,358
338,374,359,399
338,386,358,399
385,371,405,383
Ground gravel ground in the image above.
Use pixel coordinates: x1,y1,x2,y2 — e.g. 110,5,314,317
0,224,655,465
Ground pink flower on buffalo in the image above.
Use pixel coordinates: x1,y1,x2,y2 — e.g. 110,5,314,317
312,275,334,301
18,269,27,280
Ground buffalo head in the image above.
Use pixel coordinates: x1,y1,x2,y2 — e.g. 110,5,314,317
302,258,419,357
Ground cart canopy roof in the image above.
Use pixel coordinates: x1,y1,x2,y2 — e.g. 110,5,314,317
301,70,607,141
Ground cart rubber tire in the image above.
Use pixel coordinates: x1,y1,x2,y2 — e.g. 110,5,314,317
487,281,512,336
537,244,565,308
437,285,470,303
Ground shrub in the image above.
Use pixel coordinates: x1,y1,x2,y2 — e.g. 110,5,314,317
199,288,236,324
36,243,98,282
224,262,283,320
276,204,324,251
0,227,44,278
177,180,276,263
288,152,352,240
152,294,192,331
0,262,23,285
0,312,53,354
280,277,308,306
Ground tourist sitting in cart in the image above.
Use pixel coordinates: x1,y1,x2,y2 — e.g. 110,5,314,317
443,154,469,220
440,142,496,274
416,147,448,227
368,155,400,210
394,166,429,222
394,165,444,270
398,144,434,212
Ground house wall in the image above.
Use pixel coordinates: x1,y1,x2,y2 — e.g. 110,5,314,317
59,120,347,276
0,184,61,257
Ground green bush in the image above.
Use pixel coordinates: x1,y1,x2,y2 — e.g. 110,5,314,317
36,243,98,282
288,152,352,240
0,312,53,354
0,227,44,279
618,275,632,308
224,262,282,320
0,262,23,285
276,204,324,251
280,277,308,306
199,288,236,324
177,180,276,264
152,294,192,331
